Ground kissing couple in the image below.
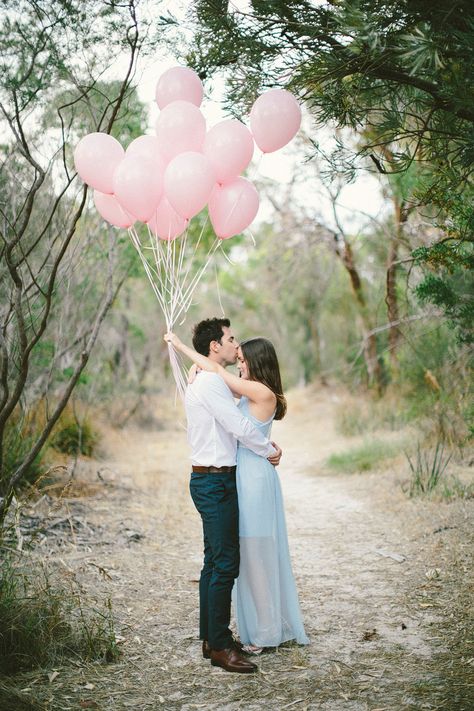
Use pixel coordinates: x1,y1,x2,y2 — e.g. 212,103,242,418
165,317,308,674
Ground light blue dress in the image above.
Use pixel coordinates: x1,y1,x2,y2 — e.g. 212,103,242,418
233,397,309,647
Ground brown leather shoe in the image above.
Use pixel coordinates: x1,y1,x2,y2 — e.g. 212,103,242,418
203,639,242,658
210,647,257,673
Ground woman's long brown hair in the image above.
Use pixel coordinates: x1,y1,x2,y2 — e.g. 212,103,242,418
240,337,287,420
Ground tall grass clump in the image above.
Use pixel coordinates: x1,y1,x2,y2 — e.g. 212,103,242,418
402,440,474,499
405,442,452,496
405,441,452,497
0,554,119,674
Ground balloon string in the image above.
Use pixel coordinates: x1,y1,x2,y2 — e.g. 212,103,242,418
175,212,209,303
214,261,226,317
247,227,257,247
218,241,237,266
126,143,264,396
167,342,187,402
170,239,220,325
127,223,219,397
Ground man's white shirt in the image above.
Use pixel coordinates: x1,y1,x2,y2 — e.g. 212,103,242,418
185,371,276,466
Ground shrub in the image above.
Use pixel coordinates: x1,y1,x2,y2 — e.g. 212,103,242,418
395,330,471,447
1,415,45,491
51,410,99,457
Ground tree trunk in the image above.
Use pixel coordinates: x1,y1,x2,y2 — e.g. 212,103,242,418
385,199,403,377
334,236,385,393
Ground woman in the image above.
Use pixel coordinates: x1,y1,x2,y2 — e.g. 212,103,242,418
165,332,309,652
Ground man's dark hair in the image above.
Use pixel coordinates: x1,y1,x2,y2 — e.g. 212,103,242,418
192,318,230,356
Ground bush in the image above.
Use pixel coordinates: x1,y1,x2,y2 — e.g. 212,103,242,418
1,415,45,491
394,328,471,447
0,554,119,675
51,410,100,457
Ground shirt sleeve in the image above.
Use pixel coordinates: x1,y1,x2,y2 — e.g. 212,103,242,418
195,374,277,458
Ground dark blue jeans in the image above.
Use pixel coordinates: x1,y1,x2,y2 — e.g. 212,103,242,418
189,471,239,651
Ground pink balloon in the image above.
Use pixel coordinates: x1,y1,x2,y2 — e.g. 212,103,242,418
155,66,204,109
74,132,124,193
126,135,164,163
113,154,165,222
204,119,254,185
93,190,134,229
147,197,188,241
208,177,259,240
164,152,215,220
155,100,206,162
250,89,301,153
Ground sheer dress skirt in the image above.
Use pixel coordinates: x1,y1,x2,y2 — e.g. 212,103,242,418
233,398,309,647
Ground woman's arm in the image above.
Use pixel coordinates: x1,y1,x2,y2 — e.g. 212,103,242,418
164,332,273,403
165,333,219,373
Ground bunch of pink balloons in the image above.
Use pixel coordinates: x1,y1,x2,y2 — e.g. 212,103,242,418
74,66,302,240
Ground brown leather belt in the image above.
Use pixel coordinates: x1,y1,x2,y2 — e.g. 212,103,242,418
192,465,237,474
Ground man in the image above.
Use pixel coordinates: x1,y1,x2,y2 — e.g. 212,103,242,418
184,317,281,674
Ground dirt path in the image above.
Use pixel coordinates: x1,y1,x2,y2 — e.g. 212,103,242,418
9,387,474,710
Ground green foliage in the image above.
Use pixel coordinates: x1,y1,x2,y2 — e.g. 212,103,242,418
189,0,474,341
404,441,452,497
51,412,99,457
0,1,161,128
0,554,119,674
414,243,474,344
393,322,472,446
1,417,44,490
326,438,401,473
191,1,474,160
60,367,89,385
42,81,148,145
0,0,169,514
30,340,54,370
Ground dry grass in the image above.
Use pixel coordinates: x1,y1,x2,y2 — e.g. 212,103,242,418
0,682,47,711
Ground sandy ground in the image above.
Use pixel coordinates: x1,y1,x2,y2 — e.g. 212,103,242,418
5,386,474,710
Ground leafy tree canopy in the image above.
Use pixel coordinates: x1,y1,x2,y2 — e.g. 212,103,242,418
188,0,474,342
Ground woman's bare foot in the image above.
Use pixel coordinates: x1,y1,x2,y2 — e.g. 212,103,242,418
242,644,263,655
